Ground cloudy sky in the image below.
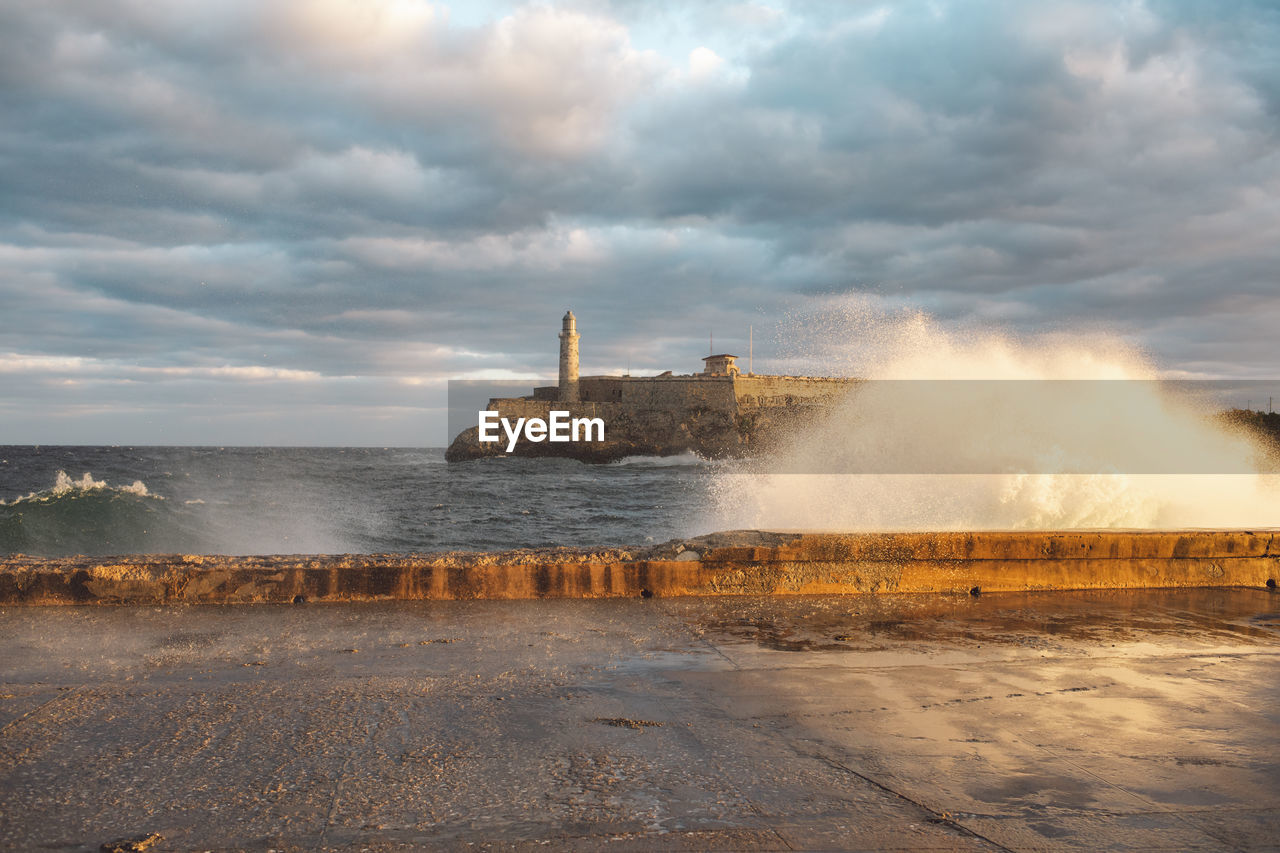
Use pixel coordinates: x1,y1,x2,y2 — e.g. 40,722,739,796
2,0,1278,445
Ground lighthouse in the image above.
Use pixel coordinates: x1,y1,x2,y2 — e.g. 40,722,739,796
558,310,580,402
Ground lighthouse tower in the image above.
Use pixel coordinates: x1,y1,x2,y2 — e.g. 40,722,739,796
558,310,580,402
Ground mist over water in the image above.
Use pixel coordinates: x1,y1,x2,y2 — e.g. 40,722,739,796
0,447,711,556
706,301,1280,531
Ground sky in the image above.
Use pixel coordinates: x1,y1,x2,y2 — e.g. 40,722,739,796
2,0,1278,445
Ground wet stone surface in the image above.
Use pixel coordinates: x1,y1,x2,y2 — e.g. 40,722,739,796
1,589,1279,851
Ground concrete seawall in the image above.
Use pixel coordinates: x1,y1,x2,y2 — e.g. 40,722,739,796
2,530,1277,605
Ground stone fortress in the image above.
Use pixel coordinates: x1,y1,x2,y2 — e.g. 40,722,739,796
445,311,861,462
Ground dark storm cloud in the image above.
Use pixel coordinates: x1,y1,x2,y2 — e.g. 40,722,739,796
1,0,1278,443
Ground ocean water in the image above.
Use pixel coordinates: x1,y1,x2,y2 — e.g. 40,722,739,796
0,447,713,557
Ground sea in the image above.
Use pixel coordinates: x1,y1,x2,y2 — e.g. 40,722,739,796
0,446,714,557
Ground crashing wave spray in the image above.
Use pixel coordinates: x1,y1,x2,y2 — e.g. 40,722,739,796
705,299,1280,531
0,470,173,556
1,470,156,506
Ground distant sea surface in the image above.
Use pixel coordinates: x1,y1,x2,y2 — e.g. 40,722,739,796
0,447,712,557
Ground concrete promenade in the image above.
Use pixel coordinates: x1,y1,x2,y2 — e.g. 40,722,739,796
2,589,1280,851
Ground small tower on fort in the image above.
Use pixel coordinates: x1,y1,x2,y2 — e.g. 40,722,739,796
701,353,740,376
558,310,580,402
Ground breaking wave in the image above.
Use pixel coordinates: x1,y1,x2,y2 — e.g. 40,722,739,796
610,452,710,468
0,448,710,555
705,299,1280,531
0,470,185,556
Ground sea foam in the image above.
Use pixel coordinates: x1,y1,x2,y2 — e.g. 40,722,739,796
3,470,157,505
704,299,1280,532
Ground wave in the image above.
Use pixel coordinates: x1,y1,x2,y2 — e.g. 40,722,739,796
706,301,1280,531
610,452,716,468
2,470,157,505
0,470,180,556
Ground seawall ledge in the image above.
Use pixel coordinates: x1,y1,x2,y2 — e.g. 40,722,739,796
1,529,1276,605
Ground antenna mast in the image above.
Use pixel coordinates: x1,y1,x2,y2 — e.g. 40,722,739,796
749,325,753,375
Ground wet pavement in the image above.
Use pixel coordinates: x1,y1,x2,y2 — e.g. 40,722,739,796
2,589,1279,851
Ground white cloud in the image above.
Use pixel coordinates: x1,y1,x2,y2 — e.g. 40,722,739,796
0,353,323,382
689,46,726,80
258,2,666,157
335,224,610,272
724,3,784,29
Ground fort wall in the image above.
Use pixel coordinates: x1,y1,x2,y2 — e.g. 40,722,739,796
446,311,866,461
483,398,614,421
732,375,861,409
578,375,738,410
529,374,857,411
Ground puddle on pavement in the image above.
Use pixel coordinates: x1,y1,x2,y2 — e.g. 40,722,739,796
673,588,1280,653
